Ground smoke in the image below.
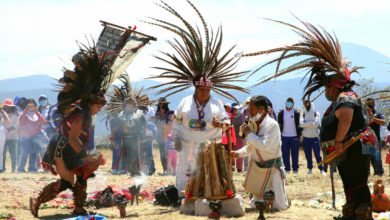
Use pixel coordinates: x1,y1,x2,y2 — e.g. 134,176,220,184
132,173,148,187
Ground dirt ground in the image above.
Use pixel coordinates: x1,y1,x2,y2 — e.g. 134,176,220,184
0,148,387,220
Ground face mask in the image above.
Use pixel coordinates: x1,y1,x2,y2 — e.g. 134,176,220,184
285,101,293,109
39,100,48,106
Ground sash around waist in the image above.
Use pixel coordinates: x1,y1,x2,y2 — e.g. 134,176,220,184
254,157,283,168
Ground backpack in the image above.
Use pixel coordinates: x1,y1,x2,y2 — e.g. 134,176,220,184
153,185,179,207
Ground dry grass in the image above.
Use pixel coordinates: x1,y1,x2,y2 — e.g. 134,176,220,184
0,147,387,220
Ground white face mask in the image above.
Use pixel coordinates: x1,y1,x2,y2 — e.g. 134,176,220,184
251,113,262,121
39,100,48,106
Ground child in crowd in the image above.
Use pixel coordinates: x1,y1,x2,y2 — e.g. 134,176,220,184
163,111,176,176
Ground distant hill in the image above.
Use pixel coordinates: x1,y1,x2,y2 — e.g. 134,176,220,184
245,42,390,84
0,42,389,136
0,75,57,93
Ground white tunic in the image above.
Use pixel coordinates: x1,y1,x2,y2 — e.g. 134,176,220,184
174,95,229,193
236,114,289,210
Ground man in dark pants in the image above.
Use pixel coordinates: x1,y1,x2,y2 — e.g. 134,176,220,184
300,100,325,175
366,98,386,176
277,97,301,174
155,98,170,175
119,101,144,176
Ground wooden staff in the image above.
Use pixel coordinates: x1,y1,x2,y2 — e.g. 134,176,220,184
330,168,336,209
319,132,364,165
210,143,223,196
226,128,233,175
204,149,212,198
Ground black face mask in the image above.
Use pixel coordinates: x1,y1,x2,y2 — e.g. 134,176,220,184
367,104,375,109
305,105,311,111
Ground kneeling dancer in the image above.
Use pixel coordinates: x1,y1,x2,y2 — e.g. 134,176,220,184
233,95,289,210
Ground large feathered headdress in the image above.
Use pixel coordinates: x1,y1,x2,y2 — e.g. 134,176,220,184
145,0,249,100
57,21,155,116
243,17,363,100
57,43,114,115
106,74,151,115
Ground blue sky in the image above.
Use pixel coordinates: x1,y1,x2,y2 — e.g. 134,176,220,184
0,0,389,81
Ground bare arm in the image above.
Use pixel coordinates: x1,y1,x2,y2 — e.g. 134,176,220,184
67,116,84,154
35,107,47,125
372,117,386,126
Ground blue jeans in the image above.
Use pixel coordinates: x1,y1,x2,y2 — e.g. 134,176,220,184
38,134,49,161
18,134,45,172
244,156,249,172
281,136,300,172
4,139,18,172
370,140,384,175
302,137,324,170
145,141,155,175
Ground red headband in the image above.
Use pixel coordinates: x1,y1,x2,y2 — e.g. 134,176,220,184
328,67,351,89
194,76,212,87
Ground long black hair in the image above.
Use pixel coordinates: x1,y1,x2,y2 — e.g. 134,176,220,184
156,102,170,116
26,98,38,107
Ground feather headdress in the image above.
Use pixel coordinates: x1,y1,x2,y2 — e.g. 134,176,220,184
57,20,155,116
56,43,114,115
106,74,151,115
145,0,249,100
243,17,363,100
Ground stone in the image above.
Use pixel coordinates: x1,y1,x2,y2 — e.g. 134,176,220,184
180,198,195,215
194,195,245,217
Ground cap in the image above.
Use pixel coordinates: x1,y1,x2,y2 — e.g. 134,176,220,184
3,98,15,107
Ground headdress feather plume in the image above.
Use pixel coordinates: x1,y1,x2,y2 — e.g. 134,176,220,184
144,0,249,101
242,17,363,100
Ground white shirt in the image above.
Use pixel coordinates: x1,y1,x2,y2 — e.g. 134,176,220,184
282,109,297,137
235,114,288,210
236,114,282,161
4,113,19,140
174,95,229,143
300,104,320,138
145,106,155,121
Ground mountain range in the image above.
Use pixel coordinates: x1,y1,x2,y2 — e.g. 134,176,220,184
0,43,389,136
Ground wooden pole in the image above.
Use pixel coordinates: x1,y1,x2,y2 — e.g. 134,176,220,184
330,168,336,209
226,128,233,176
204,149,213,198
210,143,223,196
99,20,157,41
319,132,364,165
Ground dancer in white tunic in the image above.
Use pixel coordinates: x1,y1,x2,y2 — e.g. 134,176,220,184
234,96,289,210
146,0,249,196
174,93,230,193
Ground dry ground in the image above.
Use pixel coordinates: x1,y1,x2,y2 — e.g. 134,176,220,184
0,147,388,220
